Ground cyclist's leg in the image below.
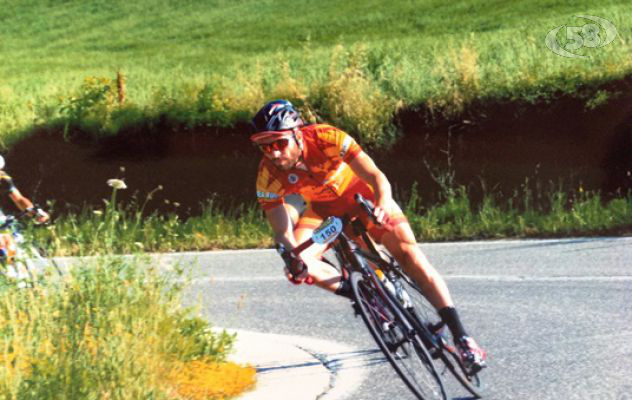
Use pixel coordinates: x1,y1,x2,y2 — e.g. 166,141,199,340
346,182,455,309
367,200,487,371
372,201,455,310
293,206,344,292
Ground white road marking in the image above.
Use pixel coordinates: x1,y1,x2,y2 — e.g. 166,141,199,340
446,275,632,282
201,274,632,284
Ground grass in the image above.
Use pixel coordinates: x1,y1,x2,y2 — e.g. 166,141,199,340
30,199,274,257
0,185,257,398
0,254,256,399
21,183,632,257
404,184,632,241
0,0,631,146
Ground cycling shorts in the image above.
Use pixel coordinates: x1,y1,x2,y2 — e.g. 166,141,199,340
295,180,407,242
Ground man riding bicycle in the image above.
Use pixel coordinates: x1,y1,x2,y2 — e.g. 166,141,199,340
251,100,486,373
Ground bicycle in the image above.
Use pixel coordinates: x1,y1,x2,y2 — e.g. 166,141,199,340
0,212,57,288
288,194,484,400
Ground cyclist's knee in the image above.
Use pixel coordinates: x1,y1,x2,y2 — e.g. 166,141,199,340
397,242,419,266
386,238,428,270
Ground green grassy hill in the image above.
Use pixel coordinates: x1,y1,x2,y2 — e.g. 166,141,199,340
0,0,630,145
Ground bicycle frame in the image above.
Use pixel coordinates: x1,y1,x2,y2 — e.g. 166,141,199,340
290,201,434,347
333,228,421,339
289,194,482,398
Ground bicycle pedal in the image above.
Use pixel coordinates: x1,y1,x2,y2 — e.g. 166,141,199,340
385,337,407,352
429,346,442,359
465,361,487,376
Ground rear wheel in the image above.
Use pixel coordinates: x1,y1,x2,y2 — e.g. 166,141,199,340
392,267,484,398
350,271,446,400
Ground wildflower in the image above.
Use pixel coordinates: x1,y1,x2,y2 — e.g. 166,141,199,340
107,179,127,190
173,202,181,208
93,210,103,216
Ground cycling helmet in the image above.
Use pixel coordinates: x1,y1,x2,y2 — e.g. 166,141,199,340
251,100,304,143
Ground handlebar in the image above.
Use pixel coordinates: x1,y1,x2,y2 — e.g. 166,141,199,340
277,195,374,285
284,193,377,285
0,207,50,231
0,211,29,231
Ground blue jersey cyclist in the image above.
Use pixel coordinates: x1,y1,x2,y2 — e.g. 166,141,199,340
251,100,487,374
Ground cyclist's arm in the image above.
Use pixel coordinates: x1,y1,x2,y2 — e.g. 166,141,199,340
0,173,32,211
9,188,50,223
348,151,393,208
1,174,49,223
8,188,35,212
265,204,298,250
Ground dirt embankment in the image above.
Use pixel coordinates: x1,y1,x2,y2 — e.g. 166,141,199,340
5,79,632,215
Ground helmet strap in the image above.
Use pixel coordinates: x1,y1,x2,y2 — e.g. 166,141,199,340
292,128,304,152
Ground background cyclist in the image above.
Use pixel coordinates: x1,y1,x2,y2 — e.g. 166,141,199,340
0,155,49,224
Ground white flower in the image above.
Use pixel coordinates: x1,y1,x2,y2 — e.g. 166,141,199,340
93,210,103,216
107,179,127,190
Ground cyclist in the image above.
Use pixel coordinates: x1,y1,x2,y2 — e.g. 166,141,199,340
252,100,486,373
0,155,49,224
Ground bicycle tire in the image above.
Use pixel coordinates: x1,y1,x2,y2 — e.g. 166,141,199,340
350,271,447,400
392,268,484,398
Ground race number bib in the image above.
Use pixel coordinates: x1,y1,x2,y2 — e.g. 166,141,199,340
312,217,343,245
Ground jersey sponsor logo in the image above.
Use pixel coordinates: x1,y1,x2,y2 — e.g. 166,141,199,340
256,191,280,199
288,173,299,184
340,136,352,158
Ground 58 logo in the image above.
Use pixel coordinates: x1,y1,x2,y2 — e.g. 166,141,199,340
545,15,617,59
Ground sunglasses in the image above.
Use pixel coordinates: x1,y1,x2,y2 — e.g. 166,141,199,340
257,138,290,153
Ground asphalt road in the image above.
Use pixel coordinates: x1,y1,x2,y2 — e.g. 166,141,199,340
174,237,632,400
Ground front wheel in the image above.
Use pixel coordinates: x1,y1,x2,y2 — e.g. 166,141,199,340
350,271,446,400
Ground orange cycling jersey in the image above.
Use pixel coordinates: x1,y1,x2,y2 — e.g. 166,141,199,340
256,124,363,211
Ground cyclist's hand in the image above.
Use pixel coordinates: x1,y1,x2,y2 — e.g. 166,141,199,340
27,207,50,224
373,205,391,226
34,209,50,225
284,257,310,285
277,243,313,285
